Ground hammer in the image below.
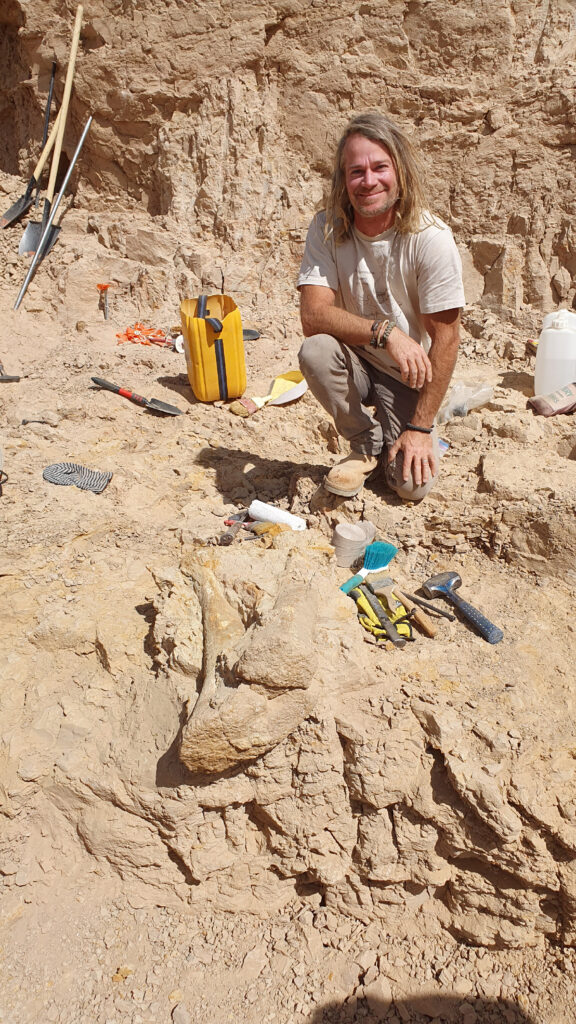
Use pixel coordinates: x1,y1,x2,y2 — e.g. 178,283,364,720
421,571,504,645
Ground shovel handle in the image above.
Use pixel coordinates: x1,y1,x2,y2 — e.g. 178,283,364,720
91,377,147,406
45,5,83,205
393,589,438,638
32,108,63,181
92,376,121,393
118,388,147,406
40,61,57,149
32,60,58,194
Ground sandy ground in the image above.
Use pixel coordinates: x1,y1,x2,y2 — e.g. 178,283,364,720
1,188,576,1024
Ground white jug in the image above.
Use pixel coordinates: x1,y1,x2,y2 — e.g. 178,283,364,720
534,308,576,396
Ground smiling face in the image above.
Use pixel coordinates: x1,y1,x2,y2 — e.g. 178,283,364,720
342,133,400,235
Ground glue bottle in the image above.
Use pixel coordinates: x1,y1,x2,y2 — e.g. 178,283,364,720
534,308,576,396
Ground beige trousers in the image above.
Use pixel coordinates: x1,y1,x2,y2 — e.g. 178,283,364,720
298,333,439,501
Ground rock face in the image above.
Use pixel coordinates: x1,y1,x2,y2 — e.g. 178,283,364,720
2,0,576,318
1,0,576,962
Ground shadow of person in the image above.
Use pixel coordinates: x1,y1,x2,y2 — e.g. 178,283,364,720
307,992,535,1023
194,444,325,505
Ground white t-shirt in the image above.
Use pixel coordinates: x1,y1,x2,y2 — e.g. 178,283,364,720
297,210,466,381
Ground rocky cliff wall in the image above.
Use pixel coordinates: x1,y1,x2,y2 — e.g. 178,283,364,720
2,0,576,314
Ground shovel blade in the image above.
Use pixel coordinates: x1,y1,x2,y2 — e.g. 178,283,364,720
147,398,183,416
19,221,60,257
0,193,34,229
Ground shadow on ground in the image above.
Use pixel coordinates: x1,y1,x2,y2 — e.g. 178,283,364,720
308,993,535,1023
498,369,534,396
194,444,325,504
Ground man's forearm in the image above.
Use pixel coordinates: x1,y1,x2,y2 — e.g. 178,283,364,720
300,289,459,399
410,322,460,427
301,301,372,347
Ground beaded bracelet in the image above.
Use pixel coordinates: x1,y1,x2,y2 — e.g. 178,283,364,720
375,319,389,347
406,422,433,434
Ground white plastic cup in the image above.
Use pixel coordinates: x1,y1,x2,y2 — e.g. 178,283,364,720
332,523,367,568
248,500,307,531
331,521,377,568
534,309,576,395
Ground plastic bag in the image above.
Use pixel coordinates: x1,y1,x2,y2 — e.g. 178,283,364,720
437,382,494,424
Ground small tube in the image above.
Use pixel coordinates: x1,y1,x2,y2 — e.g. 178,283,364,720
248,500,307,532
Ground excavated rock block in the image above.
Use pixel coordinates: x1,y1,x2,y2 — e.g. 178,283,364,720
233,582,318,692
249,715,357,886
481,450,576,503
179,685,316,774
151,569,204,679
483,242,524,313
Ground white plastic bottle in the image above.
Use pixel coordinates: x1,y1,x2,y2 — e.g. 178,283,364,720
534,309,576,396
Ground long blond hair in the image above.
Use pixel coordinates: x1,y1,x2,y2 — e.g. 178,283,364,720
325,111,430,241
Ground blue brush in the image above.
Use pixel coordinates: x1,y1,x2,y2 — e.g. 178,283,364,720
339,541,398,595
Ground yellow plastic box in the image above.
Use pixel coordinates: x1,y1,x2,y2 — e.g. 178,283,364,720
180,294,246,403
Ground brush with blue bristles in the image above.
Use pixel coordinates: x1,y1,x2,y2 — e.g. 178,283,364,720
339,541,398,595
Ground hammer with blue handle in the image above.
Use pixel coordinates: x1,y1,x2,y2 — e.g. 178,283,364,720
421,571,504,644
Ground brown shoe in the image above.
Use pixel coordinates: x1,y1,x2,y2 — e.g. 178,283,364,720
324,453,380,497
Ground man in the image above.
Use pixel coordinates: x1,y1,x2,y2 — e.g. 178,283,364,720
297,111,465,500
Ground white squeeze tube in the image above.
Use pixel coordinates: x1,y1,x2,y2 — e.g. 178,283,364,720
248,500,307,531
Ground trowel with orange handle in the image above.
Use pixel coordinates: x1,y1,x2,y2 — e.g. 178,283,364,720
91,377,183,416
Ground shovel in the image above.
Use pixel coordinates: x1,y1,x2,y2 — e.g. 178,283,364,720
19,5,83,256
91,377,183,416
1,106,62,229
14,116,92,310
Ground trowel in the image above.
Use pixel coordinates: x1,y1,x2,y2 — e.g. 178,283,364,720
91,377,183,416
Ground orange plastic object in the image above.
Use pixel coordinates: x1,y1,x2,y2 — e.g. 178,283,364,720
115,322,172,347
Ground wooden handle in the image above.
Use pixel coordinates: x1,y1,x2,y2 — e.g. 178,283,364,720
45,5,83,204
376,585,403,614
394,588,438,638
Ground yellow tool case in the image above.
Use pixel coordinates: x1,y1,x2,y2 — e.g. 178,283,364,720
180,294,246,403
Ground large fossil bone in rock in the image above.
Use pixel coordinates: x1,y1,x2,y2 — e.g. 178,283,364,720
179,568,319,773
179,684,317,774
232,582,318,692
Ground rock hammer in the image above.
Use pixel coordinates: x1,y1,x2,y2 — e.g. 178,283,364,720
421,571,503,644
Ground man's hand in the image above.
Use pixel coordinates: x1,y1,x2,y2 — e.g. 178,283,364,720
386,328,432,390
387,309,461,488
388,429,437,488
